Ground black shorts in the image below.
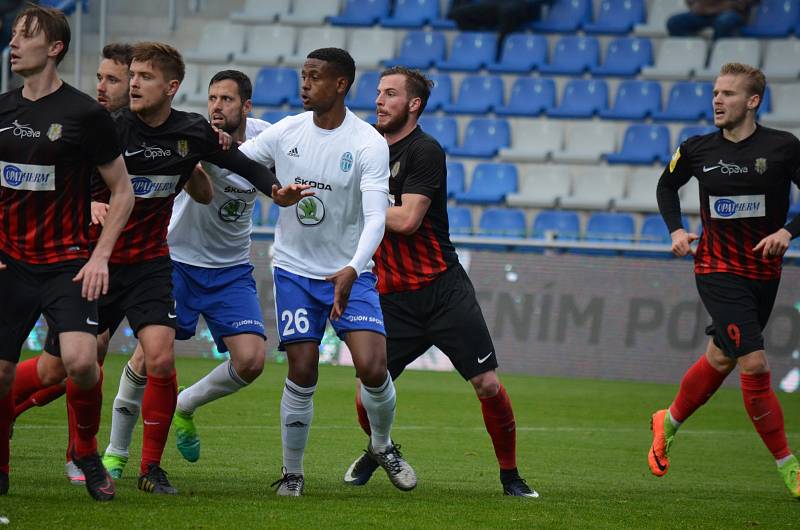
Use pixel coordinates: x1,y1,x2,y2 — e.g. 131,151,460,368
696,272,780,359
381,264,498,381
0,252,97,363
45,256,176,356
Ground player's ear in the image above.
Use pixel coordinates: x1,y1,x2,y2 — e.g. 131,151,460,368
408,96,422,115
747,93,760,111
166,79,180,98
243,98,253,117
337,77,349,96
47,40,64,61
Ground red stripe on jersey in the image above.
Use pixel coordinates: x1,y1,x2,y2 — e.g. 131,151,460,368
375,218,449,295
418,219,447,275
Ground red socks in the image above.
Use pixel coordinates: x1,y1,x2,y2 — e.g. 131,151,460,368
479,384,517,471
0,391,12,474
15,384,66,418
12,356,43,406
66,371,103,459
141,373,177,474
669,355,727,423
741,372,791,460
355,390,371,436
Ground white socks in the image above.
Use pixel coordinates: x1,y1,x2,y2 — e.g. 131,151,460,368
280,378,315,475
177,360,247,415
360,375,396,453
105,362,146,458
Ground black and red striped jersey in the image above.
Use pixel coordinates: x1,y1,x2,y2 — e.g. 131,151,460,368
105,108,277,264
374,126,458,294
657,125,800,280
0,83,121,264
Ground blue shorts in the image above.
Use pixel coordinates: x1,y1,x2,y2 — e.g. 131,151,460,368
172,260,266,353
273,267,385,348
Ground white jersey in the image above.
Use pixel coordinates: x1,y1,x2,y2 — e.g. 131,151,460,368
239,110,389,279
168,118,271,267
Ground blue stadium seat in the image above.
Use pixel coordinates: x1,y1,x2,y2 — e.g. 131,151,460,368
758,85,772,117
478,208,527,238
487,33,548,73
447,206,472,235
539,35,599,75
676,125,717,147
591,37,653,77
347,71,380,111
425,73,453,112
446,161,465,198
443,75,504,114
547,79,608,119
449,118,511,158
652,81,713,122
329,0,390,26
606,124,671,165
251,199,263,226
626,214,688,259
495,78,555,117
418,116,458,153
261,109,298,124
454,163,517,204
742,0,799,37
579,212,635,256
380,0,440,27
583,0,646,34
435,31,497,71
531,0,593,32
531,210,581,241
384,31,446,69
431,0,457,28
252,67,299,107
267,203,280,227
599,80,661,120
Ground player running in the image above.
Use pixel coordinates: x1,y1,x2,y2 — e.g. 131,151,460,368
341,67,538,498
100,69,272,476
0,5,135,501
238,48,416,496
651,62,800,499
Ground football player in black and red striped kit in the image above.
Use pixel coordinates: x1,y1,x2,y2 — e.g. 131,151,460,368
652,62,800,498
342,67,537,498
0,6,135,501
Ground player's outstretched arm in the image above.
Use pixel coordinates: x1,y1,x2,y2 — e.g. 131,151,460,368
185,163,214,204
74,155,134,301
326,190,388,320
208,148,310,205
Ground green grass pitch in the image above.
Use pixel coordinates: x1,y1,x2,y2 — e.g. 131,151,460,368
1,353,798,529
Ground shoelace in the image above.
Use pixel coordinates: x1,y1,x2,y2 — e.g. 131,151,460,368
270,469,301,491
381,445,405,475
149,466,171,487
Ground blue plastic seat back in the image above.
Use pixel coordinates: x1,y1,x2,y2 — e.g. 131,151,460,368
447,206,472,235
418,116,458,152
253,67,299,106
531,210,581,240
479,208,526,238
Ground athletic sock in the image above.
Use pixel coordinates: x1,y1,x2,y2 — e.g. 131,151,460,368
140,372,177,474
176,360,247,415
669,354,727,423
14,383,66,419
105,362,147,458
11,356,43,406
280,379,315,475
479,384,517,471
360,376,396,453
66,371,103,458
740,371,791,460
0,391,12,474
355,390,372,436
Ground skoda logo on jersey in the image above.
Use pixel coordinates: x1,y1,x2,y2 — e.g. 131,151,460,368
296,196,325,226
340,151,353,172
219,198,247,222
3,164,23,186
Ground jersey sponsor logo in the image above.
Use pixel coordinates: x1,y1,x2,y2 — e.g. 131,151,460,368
287,146,299,157
340,151,353,172
129,174,180,198
0,161,55,191
754,157,767,175
46,123,62,142
1,120,41,138
296,196,325,225
223,185,256,194
176,139,189,157
219,198,247,222
709,194,765,219
703,160,748,174
125,143,172,159
293,177,332,191
669,147,681,173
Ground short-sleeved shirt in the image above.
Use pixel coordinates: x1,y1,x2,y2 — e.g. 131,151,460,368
373,126,459,294
0,83,121,264
168,118,271,268
239,110,390,279
657,125,800,279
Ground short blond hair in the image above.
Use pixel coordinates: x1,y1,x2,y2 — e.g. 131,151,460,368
131,41,184,83
719,62,766,107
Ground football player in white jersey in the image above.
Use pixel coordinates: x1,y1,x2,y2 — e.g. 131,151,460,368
239,48,416,496
100,70,274,478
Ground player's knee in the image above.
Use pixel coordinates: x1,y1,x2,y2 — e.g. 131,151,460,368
470,371,500,399
39,363,66,386
144,350,175,377
64,357,98,387
360,365,388,388
232,353,264,383
737,351,769,375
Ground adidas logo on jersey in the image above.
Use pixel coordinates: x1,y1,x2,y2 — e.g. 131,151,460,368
287,147,300,157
